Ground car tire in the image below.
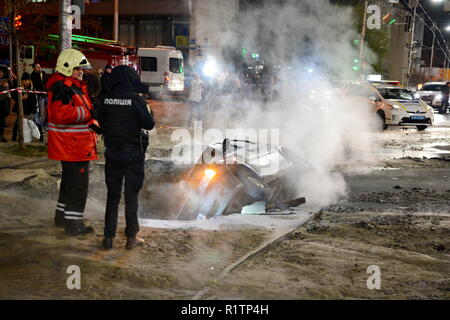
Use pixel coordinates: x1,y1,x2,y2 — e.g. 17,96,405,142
377,111,387,130
416,125,428,131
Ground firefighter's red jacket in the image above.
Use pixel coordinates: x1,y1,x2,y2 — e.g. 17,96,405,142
46,73,98,162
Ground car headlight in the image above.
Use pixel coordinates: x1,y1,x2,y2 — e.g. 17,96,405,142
436,94,442,100
204,168,217,180
392,104,400,109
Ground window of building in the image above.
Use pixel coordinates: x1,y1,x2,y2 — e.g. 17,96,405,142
141,57,157,72
119,23,135,45
139,20,164,47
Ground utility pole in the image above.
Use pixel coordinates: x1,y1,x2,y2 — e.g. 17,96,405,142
8,1,13,67
429,24,435,79
114,0,119,41
59,0,72,51
406,0,417,88
359,0,369,79
444,48,449,81
15,39,24,150
10,0,24,149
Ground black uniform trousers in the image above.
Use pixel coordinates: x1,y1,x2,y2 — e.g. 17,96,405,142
104,144,144,238
55,161,90,221
442,95,449,113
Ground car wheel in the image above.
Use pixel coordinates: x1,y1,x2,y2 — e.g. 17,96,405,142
377,111,387,130
416,125,428,131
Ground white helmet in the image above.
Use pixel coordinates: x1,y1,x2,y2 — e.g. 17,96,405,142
55,48,90,77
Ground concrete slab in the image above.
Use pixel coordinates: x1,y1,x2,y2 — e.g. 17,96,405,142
139,208,314,231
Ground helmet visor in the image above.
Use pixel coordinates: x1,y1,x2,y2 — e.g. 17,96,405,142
76,57,91,69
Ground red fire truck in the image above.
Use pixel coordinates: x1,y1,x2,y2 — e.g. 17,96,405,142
20,34,139,75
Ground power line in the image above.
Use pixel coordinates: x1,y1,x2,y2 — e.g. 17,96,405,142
402,0,450,66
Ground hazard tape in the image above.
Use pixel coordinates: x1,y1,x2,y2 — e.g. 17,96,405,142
0,87,48,95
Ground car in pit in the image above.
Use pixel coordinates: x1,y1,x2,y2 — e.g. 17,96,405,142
345,83,434,131
176,139,306,221
417,82,448,113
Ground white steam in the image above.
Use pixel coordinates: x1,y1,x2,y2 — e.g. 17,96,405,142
195,0,379,209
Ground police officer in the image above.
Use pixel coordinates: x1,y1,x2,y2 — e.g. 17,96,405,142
47,49,98,236
440,82,450,114
96,65,155,250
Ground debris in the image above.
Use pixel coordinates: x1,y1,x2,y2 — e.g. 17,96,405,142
241,201,267,215
285,197,306,208
393,185,402,190
432,244,446,252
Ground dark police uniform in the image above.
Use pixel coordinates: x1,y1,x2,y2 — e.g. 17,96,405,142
97,66,155,249
441,83,450,114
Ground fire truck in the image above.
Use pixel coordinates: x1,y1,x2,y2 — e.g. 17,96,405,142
20,34,139,75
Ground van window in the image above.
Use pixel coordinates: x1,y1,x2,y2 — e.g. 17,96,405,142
169,58,183,74
141,57,157,72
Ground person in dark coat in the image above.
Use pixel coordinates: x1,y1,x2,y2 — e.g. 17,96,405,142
82,66,101,105
11,72,39,141
440,82,450,114
30,63,48,128
96,65,155,250
0,65,11,142
100,65,113,94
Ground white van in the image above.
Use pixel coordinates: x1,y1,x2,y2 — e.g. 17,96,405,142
138,46,184,94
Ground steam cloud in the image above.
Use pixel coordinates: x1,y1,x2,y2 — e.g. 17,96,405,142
195,0,379,209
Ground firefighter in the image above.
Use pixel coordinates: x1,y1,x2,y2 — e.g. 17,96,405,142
47,48,98,236
96,65,155,250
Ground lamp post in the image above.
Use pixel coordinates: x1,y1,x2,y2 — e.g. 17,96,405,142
114,0,119,41
358,0,369,80
429,23,436,77
406,0,418,87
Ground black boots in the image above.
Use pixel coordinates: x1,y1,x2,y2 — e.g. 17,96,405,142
65,220,95,236
101,236,144,250
102,237,113,250
54,212,65,228
125,236,144,250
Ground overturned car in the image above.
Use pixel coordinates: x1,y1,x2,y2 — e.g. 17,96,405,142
176,139,306,221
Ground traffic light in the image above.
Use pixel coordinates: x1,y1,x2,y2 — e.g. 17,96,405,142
14,14,22,30
352,58,360,72
382,12,396,26
241,48,248,58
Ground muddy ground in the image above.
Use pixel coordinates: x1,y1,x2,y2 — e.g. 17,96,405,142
0,117,449,299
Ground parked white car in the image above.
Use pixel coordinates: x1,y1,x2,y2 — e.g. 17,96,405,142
377,87,434,130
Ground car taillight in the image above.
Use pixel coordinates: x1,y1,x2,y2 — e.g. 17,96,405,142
162,72,170,84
